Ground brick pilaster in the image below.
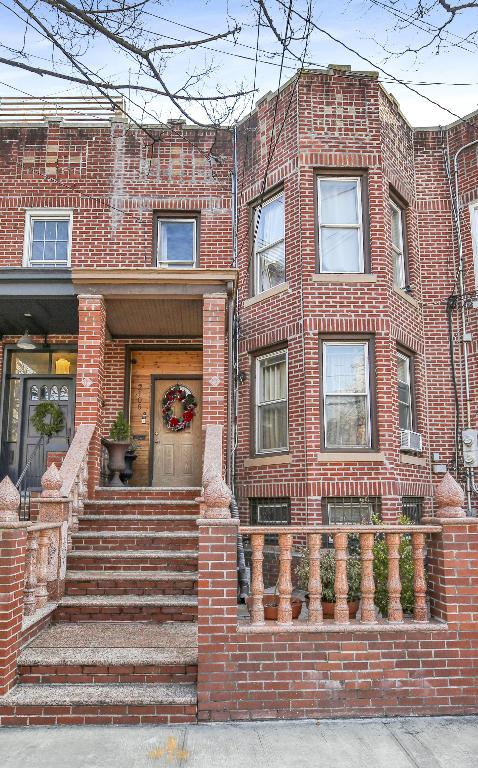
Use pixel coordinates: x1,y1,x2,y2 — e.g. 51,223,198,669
0,523,28,695
76,294,106,495
202,294,227,428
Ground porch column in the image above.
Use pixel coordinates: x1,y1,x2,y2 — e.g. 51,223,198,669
202,294,227,428
76,294,106,495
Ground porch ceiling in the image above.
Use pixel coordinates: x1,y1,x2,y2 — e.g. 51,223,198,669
0,268,78,336
105,297,202,337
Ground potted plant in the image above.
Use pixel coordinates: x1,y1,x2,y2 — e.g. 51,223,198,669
246,577,303,621
120,440,138,485
104,412,131,487
296,548,362,619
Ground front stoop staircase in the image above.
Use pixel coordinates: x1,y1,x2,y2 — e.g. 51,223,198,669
1,488,201,725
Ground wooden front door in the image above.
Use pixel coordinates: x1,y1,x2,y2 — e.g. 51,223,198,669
152,378,202,487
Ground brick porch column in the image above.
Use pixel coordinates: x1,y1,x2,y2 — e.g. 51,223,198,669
76,294,106,495
202,294,227,428
0,478,26,696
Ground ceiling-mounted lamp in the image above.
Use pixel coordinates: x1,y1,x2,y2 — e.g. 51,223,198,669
16,330,36,350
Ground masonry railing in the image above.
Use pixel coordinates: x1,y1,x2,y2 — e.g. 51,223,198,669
240,523,441,626
198,424,232,519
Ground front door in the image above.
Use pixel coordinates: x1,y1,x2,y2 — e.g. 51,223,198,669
152,378,202,487
20,377,75,487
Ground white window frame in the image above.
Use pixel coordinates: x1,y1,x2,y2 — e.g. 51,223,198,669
322,341,372,449
253,192,285,295
156,217,197,268
23,209,73,268
255,349,289,454
470,203,478,289
317,176,364,273
390,199,406,289
397,351,413,431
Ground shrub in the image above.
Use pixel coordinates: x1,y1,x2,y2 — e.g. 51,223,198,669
109,411,131,442
296,548,362,602
372,514,417,616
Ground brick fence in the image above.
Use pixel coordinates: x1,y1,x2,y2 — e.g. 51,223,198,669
197,517,478,721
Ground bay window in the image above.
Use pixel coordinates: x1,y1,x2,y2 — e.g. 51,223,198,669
322,341,372,449
318,177,364,273
253,192,285,294
255,349,288,453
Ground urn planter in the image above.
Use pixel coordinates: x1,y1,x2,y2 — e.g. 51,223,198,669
120,450,137,485
104,440,130,487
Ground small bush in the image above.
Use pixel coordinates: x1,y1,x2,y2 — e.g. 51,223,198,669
372,514,417,616
109,411,131,442
296,548,362,602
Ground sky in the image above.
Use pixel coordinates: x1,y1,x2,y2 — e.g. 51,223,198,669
0,0,477,128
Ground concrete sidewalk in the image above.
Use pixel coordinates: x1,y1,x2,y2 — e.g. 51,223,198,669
0,716,476,767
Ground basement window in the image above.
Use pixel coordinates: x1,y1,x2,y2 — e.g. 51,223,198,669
156,218,197,268
250,497,290,544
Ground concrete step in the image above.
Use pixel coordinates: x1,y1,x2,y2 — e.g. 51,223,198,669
67,549,198,572
84,499,199,516
71,530,199,552
78,514,198,532
54,594,198,623
18,621,198,685
65,569,198,596
0,682,197,725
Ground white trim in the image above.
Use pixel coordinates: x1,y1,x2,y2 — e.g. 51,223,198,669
255,348,289,454
470,202,478,289
156,218,197,268
323,341,372,449
253,191,285,296
23,209,73,268
318,177,364,274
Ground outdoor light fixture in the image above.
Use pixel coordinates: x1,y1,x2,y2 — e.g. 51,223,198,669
16,330,36,350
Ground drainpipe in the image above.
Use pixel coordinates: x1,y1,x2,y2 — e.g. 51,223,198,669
226,281,235,488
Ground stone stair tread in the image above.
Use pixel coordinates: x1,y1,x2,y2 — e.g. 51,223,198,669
86,499,198,506
23,621,197,649
19,646,197,666
72,530,199,538
60,594,198,607
66,569,198,581
68,549,198,559
0,682,197,707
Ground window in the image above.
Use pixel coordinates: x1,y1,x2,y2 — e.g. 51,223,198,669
318,177,364,273
156,218,197,267
24,211,72,267
322,496,381,550
255,349,288,453
397,351,414,431
322,341,372,449
471,203,478,287
402,496,423,524
390,199,406,289
253,193,285,294
250,498,290,544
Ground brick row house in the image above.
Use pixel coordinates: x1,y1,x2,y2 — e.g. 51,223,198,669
0,68,477,724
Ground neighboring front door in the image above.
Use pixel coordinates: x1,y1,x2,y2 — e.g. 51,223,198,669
152,378,202,487
20,377,75,487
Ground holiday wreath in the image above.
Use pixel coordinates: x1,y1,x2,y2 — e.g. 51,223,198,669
162,384,197,432
31,402,64,437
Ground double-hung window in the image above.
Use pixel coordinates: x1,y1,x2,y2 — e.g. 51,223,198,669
156,218,197,267
318,177,363,273
390,199,406,289
254,193,285,294
255,349,288,453
24,210,72,267
471,203,478,288
397,351,413,430
322,341,372,449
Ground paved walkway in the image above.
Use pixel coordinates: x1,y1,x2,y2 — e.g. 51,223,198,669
0,716,476,767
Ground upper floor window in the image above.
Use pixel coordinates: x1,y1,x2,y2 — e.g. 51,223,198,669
390,198,406,289
318,177,364,273
24,210,72,267
397,351,414,431
254,192,285,294
255,349,288,454
471,203,478,287
322,341,372,449
156,218,197,268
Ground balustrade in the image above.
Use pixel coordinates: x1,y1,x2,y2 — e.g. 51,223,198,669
23,522,62,616
241,524,441,627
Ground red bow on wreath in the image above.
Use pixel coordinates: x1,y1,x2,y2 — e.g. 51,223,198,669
162,384,197,432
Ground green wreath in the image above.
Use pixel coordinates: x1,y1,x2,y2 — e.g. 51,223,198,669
31,402,64,437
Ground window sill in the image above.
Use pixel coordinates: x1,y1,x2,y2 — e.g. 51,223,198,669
243,282,289,307
400,452,427,466
317,452,385,463
244,453,291,468
312,273,377,283
393,286,420,308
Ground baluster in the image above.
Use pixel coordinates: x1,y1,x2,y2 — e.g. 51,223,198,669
23,531,38,616
307,533,322,624
386,532,403,622
71,476,80,534
360,532,376,623
67,499,74,552
334,531,349,624
250,533,265,624
277,533,293,624
35,529,49,609
412,532,428,622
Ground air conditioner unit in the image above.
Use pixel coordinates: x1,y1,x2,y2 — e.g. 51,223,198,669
400,429,423,453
